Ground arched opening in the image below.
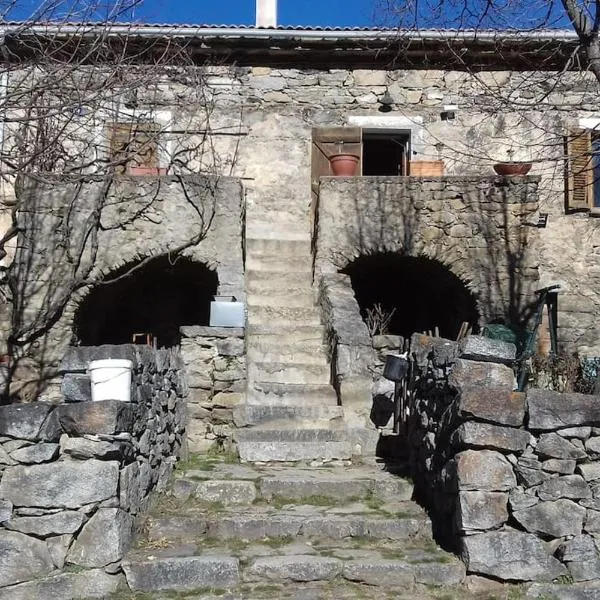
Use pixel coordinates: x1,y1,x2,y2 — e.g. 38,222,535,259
341,253,479,340
74,255,218,348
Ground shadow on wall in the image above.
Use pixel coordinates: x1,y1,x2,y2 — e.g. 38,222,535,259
341,252,480,340
74,255,218,348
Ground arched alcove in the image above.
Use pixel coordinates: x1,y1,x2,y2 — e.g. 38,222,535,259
74,255,218,348
341,252,479,339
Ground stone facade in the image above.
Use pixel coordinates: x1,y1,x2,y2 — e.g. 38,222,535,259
179,326,246,453
407,333,600,582
0,344,185,596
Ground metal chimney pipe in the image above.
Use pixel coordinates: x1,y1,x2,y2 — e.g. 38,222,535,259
256,0,277,28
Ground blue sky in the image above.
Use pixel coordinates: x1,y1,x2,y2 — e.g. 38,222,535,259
130,0,379,27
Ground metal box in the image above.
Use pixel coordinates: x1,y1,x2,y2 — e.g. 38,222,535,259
209,300,245,328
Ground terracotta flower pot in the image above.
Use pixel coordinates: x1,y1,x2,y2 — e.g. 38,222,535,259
330,153,360,176
493,162,532,176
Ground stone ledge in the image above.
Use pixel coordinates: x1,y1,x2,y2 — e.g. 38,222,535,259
180,326,245,339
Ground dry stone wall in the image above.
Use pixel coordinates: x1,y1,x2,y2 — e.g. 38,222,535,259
408,334,600,582
0,344,185,598
180,326,245,453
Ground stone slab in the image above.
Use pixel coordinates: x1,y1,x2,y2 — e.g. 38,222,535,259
456,491,508,531
450,421,530,453
458,335,516,364
0,530,54,587
4,510,84,537
0,404,54,440
513,499,586,537
454,449,517,491
195,480,257,505
57,401,135,435
528,389,600,431
455,387,525,426
343,560,416,586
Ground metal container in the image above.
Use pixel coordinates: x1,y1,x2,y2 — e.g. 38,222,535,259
209,295,245,328
383,353,409,382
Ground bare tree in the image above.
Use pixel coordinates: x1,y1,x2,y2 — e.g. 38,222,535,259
0,1,240,400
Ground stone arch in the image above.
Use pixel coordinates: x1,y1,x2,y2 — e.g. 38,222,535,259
340,251,480,340
73,255,218,348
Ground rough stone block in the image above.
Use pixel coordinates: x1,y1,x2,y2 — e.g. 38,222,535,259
586,436,600,455
58,400,135,435
9,442,59,464
528,389,600,431
247,555,342,582
508,489,538,511
61,373,91,402
558,427,592,440
513,499,586,537
450,422,530,453
123,556,239,592
537,432,587,460
456,491,508,531
216,338,245,357
0,569,122,600
67,508,133,567
458,335,516,364
47,533,72,569
0,530,54,587
454,450,517,491
0,500,12,523
578,463,600,482
60,345,137,373
449,359,516,392
538,475,591,502
0,460,119,508
542,459,576,474
5,510,85,537
455,387,525,426
461,530,567,582
0,403,54,440
558,535,600,582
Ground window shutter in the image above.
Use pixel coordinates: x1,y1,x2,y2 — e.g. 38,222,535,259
565,128,593,212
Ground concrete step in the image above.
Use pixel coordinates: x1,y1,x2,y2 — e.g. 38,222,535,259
247,323,325,341
248,361,330,385
247,291,316,308
246,237,311,256
246,269,313,290
246,255,312,273
246,347,329,365
247,305,321,327
233,404,344,427
247,382,338,406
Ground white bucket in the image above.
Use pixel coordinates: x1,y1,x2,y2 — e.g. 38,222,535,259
88,359,133,402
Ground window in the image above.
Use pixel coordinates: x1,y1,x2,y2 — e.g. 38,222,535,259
108,122,167,175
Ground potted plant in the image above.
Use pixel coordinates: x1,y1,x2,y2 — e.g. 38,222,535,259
329,141,360,176
493,148,532,176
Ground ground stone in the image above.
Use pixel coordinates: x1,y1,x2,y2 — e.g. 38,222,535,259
4,510,85,537
513,499,586,537
67,508,133,567
527,582,600,599
342,560,416,586
195,480,257,505
0,460,119,508
123,556,239,591
246,555,342,582
0,530,54,587
461,530,567,581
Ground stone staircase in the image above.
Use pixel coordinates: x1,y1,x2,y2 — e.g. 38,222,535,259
121,456,467,598
234,223,353,462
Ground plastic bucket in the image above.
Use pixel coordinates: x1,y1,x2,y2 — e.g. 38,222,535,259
88,359,133,402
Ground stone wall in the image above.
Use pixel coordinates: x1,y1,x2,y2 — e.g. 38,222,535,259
0,344,185,598
408,334,600,582
5,174,244,380
180,326,245,453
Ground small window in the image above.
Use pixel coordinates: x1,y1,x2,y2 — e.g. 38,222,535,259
108,122,167,175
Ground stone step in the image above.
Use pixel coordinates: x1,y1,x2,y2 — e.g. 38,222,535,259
248,361,330,385
236,438,353,462
246,255,313,274
246,347,329,366
247,305,321,327
247,291,316,308
246,219,310,241
122,554,239,593
233,404,344,427
246,237,312,256
247,323,325,341
247,381,338,406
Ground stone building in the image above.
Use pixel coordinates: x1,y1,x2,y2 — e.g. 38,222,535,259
0,15,599,458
